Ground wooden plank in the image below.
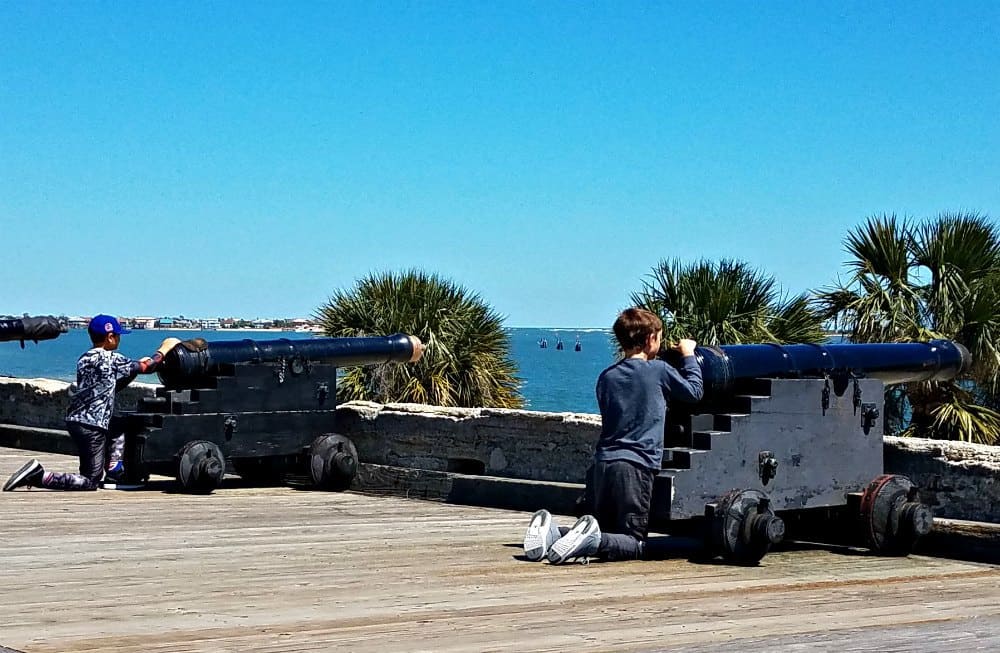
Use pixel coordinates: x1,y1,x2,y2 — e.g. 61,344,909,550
1,446,999,652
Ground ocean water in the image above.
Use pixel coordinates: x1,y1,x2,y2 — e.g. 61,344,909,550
508,328,617,413
0,327,616,414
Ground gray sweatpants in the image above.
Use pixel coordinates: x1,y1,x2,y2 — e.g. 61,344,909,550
591,459,654,561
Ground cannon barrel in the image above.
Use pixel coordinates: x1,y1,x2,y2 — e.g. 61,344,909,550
157,333,422,389
0,316,67,344
679,339,971,400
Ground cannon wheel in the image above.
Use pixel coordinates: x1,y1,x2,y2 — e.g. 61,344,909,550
859,474,933,555
309,433,358,491
177,440,226,494
705,489,785,565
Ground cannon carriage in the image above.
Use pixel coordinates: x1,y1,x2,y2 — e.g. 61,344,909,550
117,333,423,494
645,339,970,564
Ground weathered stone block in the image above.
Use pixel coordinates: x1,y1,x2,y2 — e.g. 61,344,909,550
885,436,1000,523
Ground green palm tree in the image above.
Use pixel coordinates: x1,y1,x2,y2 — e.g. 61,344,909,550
315,270,523,409
631,258,827,347
816,212,1000,444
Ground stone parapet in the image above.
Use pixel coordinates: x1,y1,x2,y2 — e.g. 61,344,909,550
0,376,157,429
336,401,599,483
884,436,1000,524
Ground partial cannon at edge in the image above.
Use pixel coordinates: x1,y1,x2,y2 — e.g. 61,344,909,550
665,339,971,402
156,333,424,390
0,316,68,346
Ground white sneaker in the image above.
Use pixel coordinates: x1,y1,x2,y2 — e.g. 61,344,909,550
548,515,601,564
523,509,562,562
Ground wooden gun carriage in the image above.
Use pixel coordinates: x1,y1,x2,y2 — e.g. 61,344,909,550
118,334,422,494
646,340,970,564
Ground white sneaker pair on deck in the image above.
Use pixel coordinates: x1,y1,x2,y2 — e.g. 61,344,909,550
522,509,601,564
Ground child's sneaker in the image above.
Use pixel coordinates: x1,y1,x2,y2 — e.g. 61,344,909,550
523,509,562,562
104,459,124,482
3,459,44,491
547,515,601,564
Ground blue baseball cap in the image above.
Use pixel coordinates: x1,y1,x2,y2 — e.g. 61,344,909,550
88,314,131,336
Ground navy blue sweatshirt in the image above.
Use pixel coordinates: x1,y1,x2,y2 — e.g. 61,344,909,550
594,356,704,470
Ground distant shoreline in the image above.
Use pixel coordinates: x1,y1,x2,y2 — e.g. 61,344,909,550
66,326,312,333
65,325,612,333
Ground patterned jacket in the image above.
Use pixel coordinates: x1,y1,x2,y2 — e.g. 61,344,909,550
65,348,139,431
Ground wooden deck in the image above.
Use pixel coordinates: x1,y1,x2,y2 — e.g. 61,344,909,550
1,446,999,653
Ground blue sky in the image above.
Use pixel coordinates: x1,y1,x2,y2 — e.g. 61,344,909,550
2,2,997,327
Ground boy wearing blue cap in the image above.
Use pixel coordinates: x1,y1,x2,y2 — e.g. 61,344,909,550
3,315,180,492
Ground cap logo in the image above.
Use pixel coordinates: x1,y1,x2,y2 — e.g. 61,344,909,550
105,323,114,333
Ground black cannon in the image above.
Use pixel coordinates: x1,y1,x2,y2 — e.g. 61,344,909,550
649,339,969,564
0,316,67,346
118,333,423,494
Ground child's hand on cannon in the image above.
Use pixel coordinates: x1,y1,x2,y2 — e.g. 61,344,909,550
671,338,697,357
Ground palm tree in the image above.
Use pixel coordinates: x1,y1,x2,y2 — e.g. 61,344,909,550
631,258,827,346
315,270,523,409
816,212,1000,444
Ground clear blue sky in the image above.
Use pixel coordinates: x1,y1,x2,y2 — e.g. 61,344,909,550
2,3,997,327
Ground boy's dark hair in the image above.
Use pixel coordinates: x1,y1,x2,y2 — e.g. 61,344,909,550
88,330,108,346
613,308,663,351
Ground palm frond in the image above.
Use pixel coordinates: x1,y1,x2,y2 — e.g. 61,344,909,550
844,214,914,288
902,382,1000,445
828,211,1000,442
770,294,828,344
633,258,825,347
913,212,1000,335
315,270,522,408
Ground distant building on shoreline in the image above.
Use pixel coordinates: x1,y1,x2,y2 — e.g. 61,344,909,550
59,314,323,332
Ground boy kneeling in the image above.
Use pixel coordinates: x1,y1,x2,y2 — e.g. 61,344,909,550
524,308,703,563
3,315,179,492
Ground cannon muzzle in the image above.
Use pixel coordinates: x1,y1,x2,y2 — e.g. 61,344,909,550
674,339,971,400
157,333,423,389
0,316,68,345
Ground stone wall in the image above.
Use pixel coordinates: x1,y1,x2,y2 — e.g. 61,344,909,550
336,401,599,483
0,376,157,429
2,377,998,523
884,436,1000,524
